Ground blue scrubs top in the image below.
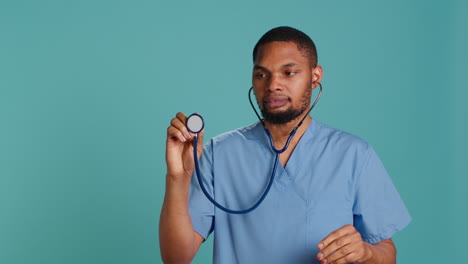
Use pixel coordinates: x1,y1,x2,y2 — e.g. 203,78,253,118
189,119,411,264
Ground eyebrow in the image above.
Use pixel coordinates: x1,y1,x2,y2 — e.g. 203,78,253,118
253,62,299,71
281,63,299,68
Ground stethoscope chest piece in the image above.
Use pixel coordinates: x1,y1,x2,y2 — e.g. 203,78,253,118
186,113,204,134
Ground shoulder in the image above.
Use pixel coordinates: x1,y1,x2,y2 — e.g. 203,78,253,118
312,119,371,156
209,121,264,147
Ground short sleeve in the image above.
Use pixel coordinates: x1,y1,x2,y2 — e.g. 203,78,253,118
188,139,215,240
352,146,411,244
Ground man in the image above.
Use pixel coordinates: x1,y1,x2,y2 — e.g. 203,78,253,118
160,26,411,264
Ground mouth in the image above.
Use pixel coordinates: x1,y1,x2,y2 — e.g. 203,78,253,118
263,96,289,109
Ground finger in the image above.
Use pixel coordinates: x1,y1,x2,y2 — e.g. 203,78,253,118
318,230,364,264
318,228,357,261
175,112,190,135
167,125,188,143
333,251,359,264
325,242,357,263
170,117,192,140
317,235,353,263
176,112,188,122
196,129,205,159
318,225,354,250
176,112,193,138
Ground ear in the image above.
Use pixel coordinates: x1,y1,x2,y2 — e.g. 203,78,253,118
311,65,323,89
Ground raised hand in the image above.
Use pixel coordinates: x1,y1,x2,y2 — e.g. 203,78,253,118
166,112,204,180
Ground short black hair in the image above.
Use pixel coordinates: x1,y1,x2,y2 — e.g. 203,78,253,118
252,26,318,67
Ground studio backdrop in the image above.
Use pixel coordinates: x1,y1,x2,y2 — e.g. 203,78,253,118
0,0,466,263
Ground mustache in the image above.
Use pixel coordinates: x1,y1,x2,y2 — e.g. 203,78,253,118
262,94,291,103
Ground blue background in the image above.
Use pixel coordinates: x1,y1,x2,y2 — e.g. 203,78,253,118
1,0,466,263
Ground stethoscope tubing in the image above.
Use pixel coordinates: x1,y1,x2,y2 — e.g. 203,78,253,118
193,135,280,214
191,82,322,214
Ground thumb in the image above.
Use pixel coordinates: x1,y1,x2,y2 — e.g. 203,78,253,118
196,129,205,159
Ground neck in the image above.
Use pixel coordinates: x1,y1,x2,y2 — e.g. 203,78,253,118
264,112,312,149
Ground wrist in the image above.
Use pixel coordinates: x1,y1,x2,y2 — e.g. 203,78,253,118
166,173,192,193
361,242,375,264
163,176,192,208
166,171,193,183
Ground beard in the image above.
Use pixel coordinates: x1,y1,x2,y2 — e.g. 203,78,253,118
259,86,312,125
260,105,307,124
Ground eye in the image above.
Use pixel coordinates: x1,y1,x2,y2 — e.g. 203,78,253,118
255,72,267,79
285,71,296,76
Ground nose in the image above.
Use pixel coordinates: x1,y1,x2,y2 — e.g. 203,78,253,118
266,74,283,92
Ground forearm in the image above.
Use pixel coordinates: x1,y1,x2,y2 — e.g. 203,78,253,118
361,240,396,264
159,176,198,264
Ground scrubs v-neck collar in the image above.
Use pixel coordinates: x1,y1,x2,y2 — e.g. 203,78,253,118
258,118,318,189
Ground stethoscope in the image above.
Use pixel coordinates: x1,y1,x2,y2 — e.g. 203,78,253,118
186,83,322,214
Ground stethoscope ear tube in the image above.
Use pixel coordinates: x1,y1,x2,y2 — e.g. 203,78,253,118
249,82,322,154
